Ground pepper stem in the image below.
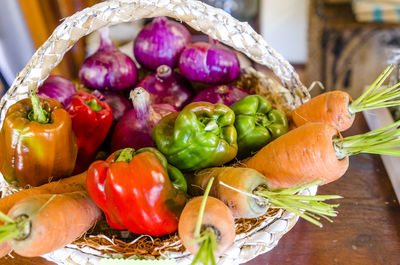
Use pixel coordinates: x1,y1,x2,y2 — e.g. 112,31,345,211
190,177,217,265
29,90,50,124
253,179,341,227
116,148,135,163
255,113,271,128
85,99,102,112
203,119,221,136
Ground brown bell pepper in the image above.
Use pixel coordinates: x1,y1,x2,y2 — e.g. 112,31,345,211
0,91,78,187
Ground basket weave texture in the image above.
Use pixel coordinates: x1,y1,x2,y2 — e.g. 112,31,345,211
0,0,314,264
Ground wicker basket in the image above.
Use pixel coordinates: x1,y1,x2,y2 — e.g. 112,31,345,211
0,0,315,264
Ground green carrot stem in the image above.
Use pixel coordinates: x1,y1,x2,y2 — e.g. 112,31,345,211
333,120,400,160
267,198,324,227
253,180,341,227
269,196,338,216
350,65,393,108
190,227,217,265
0,194,56,244
0,212,15,224
190,178,217,265
0,214,30,244
194,177,214,238
266,179,323,195
29,90,50,124
275,198,338,216
348,65,400,114
278,195,342,201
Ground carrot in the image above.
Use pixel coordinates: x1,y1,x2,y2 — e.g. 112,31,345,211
179,178,235,265
192,167,341,227
245,121,400,188
0,171,86,216
290,65,400,131
0,242,11,257
0,191,101,257
290,90,354,131
0,172,87,258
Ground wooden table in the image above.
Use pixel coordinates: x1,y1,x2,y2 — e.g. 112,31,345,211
1,114,399,265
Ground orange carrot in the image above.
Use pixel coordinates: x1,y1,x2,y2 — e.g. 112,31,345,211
290,65,400,131
179,178,235,264
192,167,340,227
245,121,400,188
0,171,87,216
0,191,101,257
0,242,10,257
0,172,87,258
290,90,354,131
246,122,348,187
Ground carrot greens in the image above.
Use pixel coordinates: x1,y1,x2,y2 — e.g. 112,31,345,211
349,65,400,113
333,120,400,160
191,177,217,265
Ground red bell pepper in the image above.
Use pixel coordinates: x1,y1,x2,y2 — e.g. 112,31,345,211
86,148,187,236
66,92,113,173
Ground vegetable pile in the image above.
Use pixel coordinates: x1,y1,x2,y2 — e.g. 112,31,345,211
1,16,400,264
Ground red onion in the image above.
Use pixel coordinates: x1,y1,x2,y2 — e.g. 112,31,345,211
179,40,240,84
192,85,249,106
79,28,138,91
134,17,191,70
91,90,131,122
110,87,176,152
37,75,77,107
136,65,192,109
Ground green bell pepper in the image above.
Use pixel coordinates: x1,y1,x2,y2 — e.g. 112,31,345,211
230,95,288,158
153,102,238,171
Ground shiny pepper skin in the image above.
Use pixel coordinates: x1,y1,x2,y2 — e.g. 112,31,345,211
86,148,187,236
230,95,288,158
0,96,78,187
153,102,238,171
66,92,113,173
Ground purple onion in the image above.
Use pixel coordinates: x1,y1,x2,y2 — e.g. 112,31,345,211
179,40,240,84
37,75,77,107
136,65,192,109
91,90,131,122
110,87,176,152
192,85,249,106
79,28,138,91
134,17,191,70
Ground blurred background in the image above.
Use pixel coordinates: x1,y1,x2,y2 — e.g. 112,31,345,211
1,0,400,97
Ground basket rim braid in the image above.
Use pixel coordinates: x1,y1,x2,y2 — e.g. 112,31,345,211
0,0,314,264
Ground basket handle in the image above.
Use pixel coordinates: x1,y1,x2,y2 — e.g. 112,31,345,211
1,0,308,121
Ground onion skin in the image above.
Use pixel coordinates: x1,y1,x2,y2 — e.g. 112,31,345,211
134,17,191,70
110,87,176,152
79,29,138,91
179,41,240,84
37,75,77,107
136,65,192,109
192,85,249,106
91,90,131,123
